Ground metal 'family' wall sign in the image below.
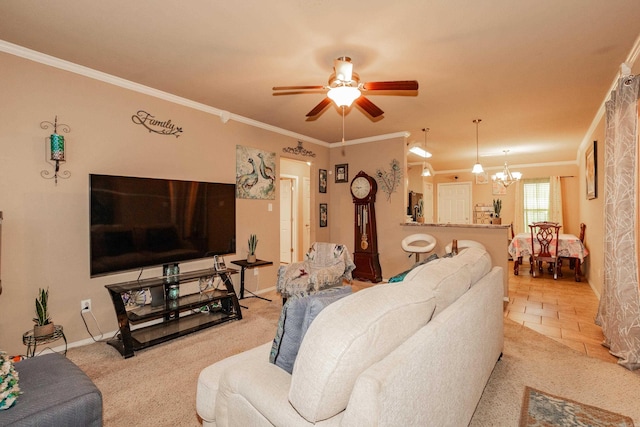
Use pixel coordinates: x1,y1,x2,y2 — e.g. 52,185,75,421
132,110,183,137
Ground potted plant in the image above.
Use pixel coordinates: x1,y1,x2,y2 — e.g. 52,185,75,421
417,199,425,223
492,199,502,225
33,287,54,338
247,234,258,263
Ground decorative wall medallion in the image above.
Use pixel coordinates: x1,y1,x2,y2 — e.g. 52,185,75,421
131,110,183,137
236,145,276,200
282,141,316,157
375,159,402,201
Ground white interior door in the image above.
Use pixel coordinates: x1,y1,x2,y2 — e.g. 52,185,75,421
437,182,472,224
280,178,293,264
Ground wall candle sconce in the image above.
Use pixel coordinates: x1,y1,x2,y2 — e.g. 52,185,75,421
40,116,71,184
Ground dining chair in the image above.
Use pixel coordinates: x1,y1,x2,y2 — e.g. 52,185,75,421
561,223,586,271
528,221,562,279
508,222,516,261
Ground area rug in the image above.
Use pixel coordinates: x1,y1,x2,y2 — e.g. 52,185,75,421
519,386,635,427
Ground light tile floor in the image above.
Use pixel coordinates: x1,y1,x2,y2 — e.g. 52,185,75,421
506,260,618,364
295,258,618,364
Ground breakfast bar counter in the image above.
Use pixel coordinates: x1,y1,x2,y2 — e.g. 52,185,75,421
400,222,510,298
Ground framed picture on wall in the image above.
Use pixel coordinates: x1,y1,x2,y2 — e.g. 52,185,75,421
335,164,348,183
586,141,597,200
319,203,328,227
319,169,327,193
475,171,489,184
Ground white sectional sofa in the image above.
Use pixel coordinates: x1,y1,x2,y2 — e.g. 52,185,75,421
196,247,504,426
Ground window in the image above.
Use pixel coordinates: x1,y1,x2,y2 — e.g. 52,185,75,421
523,178,550,229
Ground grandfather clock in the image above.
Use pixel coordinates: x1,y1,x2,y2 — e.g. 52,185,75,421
350,171,382,282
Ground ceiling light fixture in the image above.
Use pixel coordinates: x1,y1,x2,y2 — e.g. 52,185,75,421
492,150,522,187
409,146,432,158
471,118,484,174
421,128,435,177
327,85,361,107
327,57,362,108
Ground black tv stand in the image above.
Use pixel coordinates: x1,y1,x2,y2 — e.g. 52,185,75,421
104,267,241,358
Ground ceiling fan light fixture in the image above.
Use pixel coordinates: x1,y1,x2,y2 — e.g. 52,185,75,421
327,86,361,107
334,57,353,82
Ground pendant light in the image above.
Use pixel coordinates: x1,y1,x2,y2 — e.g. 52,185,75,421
421,128,435,177
471,118,484,174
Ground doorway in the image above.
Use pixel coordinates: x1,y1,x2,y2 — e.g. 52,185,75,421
280,158,311,263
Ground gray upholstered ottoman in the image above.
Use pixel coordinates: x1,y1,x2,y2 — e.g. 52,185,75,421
0,353,102,426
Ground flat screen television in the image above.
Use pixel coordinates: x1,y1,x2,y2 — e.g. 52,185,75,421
89,174,236,277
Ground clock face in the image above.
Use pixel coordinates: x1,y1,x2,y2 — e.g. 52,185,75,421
351,176,371,199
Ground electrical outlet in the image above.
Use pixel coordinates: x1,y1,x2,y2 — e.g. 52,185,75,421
81,299,91,312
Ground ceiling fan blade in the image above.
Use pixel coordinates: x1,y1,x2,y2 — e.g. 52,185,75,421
362,80,419,91
306,98,332,117
273,85,325,91
355,96,384,118
273,90,325,96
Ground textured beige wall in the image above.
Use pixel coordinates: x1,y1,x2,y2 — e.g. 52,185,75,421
0,52,330,355
579,116,606,296
328,137,407,279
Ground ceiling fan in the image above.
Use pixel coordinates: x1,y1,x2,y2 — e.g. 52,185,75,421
272,56,419,118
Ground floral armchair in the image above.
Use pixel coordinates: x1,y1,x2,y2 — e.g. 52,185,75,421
276,242,356,302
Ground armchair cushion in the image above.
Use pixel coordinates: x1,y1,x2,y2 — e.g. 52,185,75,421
276,243,356,298
269,286,352,373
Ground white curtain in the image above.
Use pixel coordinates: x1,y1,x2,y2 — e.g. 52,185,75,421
514,180,524,234
548,176,564,226
596,74,640,370
513,177,563,233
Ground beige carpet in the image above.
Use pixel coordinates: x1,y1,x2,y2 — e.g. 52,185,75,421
66,296,640,426
66,295,282,426
470,320,640,426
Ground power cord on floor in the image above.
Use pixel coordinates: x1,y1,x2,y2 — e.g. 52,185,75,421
80,309,107,342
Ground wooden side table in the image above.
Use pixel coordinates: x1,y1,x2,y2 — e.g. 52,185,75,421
22,325,67,357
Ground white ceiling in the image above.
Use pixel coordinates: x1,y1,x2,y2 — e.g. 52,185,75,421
1,0,639,171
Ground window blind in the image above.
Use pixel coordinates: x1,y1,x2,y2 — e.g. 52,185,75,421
523,178,550,228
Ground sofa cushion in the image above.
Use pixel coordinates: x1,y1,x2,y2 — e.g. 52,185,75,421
288,280,436,422
388,252,439,282
403,255,473,317
269,286,352,374
452,246,492,285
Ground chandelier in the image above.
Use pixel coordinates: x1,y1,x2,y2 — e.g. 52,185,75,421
492,150,522,187
421,128,435,177
471,119,484,174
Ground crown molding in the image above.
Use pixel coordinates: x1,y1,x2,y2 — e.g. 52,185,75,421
578,33,640,159
331,131,410,146
0,40,331,147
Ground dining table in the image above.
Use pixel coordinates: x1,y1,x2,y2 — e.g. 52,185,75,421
508,232,589,281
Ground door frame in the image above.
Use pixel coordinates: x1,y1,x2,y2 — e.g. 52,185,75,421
280,174,299,262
